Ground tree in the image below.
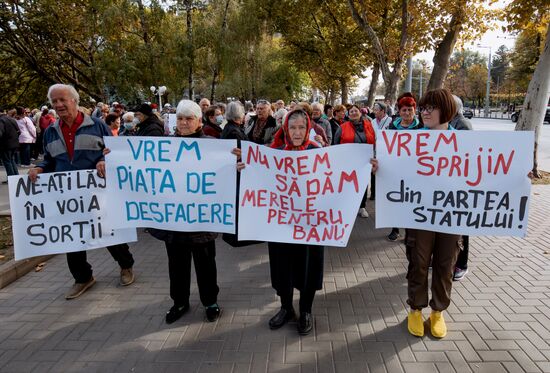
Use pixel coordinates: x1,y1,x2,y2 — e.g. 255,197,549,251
266,0,372,104
506,0,550,177
426,0,491,90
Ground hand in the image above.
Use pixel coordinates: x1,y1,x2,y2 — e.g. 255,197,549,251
370,158,378,174
231,147,242,160
103,147,111,156
96,161,106,178
28,167,43,183
237,162,246,171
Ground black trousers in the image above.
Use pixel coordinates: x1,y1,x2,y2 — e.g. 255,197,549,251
165,241,219,307
67,243,134,283
456,235,469,269
268,243,324,313
369,172,375,199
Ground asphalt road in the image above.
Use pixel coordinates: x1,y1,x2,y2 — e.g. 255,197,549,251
470,117,550,172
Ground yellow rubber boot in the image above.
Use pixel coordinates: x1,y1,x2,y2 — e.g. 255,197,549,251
430,310,447,338
407,309,424,337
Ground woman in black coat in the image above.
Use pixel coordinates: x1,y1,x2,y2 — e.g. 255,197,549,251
220,101,247,141
149,99,221,324
268,109,324,335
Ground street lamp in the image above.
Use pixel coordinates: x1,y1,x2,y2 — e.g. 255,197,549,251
477,45,492,118
150,85,167,109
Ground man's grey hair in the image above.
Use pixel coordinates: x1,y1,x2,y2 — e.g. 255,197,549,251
225,101,245,122
176,99,202,119
47,84,80,105
452,95,463,114
311,102,324,111
122,111,135,122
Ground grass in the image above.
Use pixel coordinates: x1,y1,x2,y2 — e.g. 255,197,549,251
0,216,13,264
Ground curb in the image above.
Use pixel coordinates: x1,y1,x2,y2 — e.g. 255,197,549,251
0,254,55,290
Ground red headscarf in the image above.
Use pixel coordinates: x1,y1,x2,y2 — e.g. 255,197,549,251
270,109,316,151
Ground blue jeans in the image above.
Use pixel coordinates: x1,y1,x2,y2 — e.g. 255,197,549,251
1,150,19,176
19,143,32,166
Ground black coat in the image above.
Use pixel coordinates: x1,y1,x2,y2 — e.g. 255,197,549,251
0,115,20,150
268,242,324,293
220,120,247,141
136,115,164,137
147,129,218,245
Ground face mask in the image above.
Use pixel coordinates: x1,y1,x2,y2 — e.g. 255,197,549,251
132,118,140,125
215,115,224,125
124,122,135,130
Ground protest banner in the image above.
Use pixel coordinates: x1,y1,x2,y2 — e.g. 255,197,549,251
8,170,137,260
238,142,373,246
104,137,238,233
375,130,534,236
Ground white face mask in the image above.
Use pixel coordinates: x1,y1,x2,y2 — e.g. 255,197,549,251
124,122,135,130
215,115,224,125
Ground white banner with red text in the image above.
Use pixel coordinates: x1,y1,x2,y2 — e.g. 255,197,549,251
375,130,534,236
238,142,373,246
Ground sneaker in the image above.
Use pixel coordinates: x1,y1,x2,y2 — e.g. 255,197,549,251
358,208,369,218
120,268,135,286
407,309,424,337
430,310,447,338
453,267,468,281
387,231,399,241
205,304,221,322
65,277,96,300
165,304,189,324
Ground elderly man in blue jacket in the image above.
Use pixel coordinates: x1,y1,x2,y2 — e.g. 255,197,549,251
29,84,135,299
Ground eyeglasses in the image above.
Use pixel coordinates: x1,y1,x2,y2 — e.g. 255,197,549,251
419,105,437,114
256,99,270,105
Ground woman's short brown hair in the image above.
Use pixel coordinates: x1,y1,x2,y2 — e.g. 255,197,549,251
204,105,218,118
418,88,457,124
333,104,346,113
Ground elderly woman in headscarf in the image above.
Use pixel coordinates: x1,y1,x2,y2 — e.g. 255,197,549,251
265,109,323,335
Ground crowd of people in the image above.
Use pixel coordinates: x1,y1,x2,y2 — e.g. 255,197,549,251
0,83,474,339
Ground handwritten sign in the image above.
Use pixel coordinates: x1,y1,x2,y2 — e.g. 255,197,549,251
104,137,238,233
8,170,137,260
375,130,534,236
238,142,373,246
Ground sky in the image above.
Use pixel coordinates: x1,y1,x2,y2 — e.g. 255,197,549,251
353,1,516,96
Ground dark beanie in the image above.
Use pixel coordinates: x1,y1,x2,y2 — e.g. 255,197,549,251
374,102,387,111
133,103,153,116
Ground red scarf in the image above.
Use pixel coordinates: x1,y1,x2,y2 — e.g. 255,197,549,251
270,109,316,151
340,119,375,144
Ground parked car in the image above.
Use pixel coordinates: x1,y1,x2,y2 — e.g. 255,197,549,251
511,106,550,123
463,107,474,119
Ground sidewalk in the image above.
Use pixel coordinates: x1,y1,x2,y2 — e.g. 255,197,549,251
0,186,549,373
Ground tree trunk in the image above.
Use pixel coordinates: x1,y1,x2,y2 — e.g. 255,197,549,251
210,0,231,102
515,22,550,177
185,0,194,100
340,77,348,104
367,63,380,107
427,4,465,90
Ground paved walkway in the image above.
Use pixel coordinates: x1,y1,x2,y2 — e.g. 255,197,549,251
0,185,549,373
